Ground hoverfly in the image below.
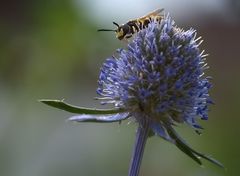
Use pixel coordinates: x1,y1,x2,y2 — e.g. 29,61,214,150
98,8,164,40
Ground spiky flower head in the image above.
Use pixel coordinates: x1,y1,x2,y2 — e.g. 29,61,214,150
97,15,212,137
41,14,223,176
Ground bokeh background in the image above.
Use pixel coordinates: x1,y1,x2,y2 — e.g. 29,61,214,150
0,0,239,176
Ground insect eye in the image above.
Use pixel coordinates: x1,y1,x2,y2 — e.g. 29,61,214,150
121,26,129,33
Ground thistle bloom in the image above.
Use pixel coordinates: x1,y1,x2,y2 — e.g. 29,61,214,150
41,13,223,176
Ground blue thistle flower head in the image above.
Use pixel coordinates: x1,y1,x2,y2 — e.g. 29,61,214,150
41,13,223,176
97,15,212,137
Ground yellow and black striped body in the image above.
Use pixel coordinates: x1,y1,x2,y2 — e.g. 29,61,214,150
116,14,163,40
98,9,164,40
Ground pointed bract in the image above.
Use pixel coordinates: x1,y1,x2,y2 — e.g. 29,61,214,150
69,112,129,123
40,99,125,114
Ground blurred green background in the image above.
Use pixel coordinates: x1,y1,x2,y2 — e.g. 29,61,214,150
0,0,239,176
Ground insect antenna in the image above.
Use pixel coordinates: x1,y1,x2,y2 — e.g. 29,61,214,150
98,29,116,32
97,22,120,32
112,22,120,27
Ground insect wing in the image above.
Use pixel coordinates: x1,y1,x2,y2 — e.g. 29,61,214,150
138,8,164,21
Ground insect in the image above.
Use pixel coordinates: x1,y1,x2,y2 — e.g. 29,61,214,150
98,8,164,40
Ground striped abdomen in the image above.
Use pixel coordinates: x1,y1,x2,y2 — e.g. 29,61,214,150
127,16,163,36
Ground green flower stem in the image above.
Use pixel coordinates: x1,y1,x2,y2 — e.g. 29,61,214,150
128,120,150,176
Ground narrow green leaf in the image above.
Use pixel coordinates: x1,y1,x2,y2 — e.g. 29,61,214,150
165,124,202,165
165,124,224,168
186,142,225,168
39,99,125,114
